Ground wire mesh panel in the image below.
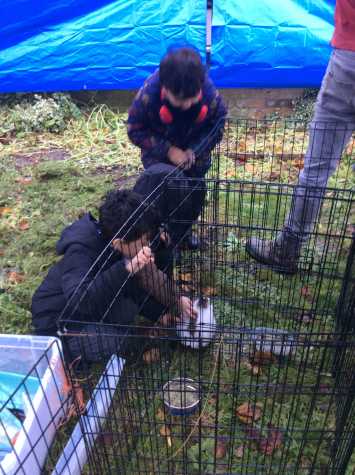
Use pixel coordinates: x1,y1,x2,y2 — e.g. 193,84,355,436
57,119,354,474
0,336,71,475
61,329,354,475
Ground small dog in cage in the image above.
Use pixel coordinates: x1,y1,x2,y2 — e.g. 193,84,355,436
31,189,196,363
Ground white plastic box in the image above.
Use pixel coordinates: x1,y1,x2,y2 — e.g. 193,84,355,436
0,334,68,475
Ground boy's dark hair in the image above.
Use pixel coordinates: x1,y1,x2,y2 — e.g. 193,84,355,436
159,47,205,99
99,189,160,241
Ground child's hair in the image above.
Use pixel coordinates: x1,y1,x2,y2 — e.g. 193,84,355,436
159,47,205,99
99,189,160,241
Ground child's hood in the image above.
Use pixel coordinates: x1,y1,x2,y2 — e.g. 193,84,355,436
56,213,104,255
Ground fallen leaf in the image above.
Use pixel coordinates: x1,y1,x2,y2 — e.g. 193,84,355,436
259,425,283,455
293,159,304,170
215,439,227,459
300,286,313,302
243,361,262,376
252,365,262,376
269,171,281,181
235,445,245,458
236,402,262,424
0,207,13,217
143,348,160,364
251,351,276,366
159,425,172,447
245,163,255,174
0,249,4,256
16,177,32,185
7,271,25,284
18,219,29,231
201,286,217,297
156,408,165,421
159,425,171,437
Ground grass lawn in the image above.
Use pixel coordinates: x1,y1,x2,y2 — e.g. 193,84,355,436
0,95,354,474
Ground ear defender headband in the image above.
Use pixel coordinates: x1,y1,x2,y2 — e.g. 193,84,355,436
159,89,208,124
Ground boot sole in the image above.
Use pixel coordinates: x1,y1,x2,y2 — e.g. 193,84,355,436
245,242,298,276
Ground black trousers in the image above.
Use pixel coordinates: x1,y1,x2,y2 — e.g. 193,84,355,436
133,163,207,246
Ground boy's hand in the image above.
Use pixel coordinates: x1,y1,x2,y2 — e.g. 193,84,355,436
179,296,197,321
184,149,196,169
125,246,154,274
168,146,195,169
168,146,187,166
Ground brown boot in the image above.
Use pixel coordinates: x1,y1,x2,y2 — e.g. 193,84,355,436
246,235,301,275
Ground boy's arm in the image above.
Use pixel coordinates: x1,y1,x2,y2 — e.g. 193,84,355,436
135,261,178,310
60,245,131,321
127,85,171,164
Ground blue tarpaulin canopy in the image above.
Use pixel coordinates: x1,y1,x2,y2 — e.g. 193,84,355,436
0,0,335,92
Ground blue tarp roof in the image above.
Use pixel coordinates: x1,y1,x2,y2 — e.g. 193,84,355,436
0,0,335,92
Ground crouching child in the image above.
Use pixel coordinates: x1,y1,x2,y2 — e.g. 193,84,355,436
31,189,195,362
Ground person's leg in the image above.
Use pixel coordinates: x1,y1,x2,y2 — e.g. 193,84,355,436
246,49,355,274
63,323,129,363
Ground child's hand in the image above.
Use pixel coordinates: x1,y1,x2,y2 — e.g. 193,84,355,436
125,246,154,274
167,146,187,166
179,296,197,321
184,149,196,169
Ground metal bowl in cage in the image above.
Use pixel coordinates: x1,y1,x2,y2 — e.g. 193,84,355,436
162,378,200,416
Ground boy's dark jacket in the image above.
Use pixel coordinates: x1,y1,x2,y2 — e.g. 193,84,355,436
127,70,227,175
31,213,130,335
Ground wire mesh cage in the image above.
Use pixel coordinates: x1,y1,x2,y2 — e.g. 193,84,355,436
56,119,354,474
0,335,71,475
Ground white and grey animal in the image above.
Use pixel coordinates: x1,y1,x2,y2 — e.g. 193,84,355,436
177,297,216,349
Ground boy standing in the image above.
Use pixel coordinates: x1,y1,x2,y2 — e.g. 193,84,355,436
128,47,227,248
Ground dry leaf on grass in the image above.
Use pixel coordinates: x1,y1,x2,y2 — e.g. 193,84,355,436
251,365,262,376
250,351,276,366
159,425,171,437
156,408,165,421
0,207,13,217
215,439,227,459
269,171,281,181
143,348,160,364
236,402,262,424
243,361,262,376
159,425,172,447
259,425,283,455
293,159,304,170
244,424,283,455
300,286,312,300
18,219,30,231
7,271,25,284
16,177,32,185
235,445,245,458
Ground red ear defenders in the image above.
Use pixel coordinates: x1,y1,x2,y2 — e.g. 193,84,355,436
159,89,208,124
